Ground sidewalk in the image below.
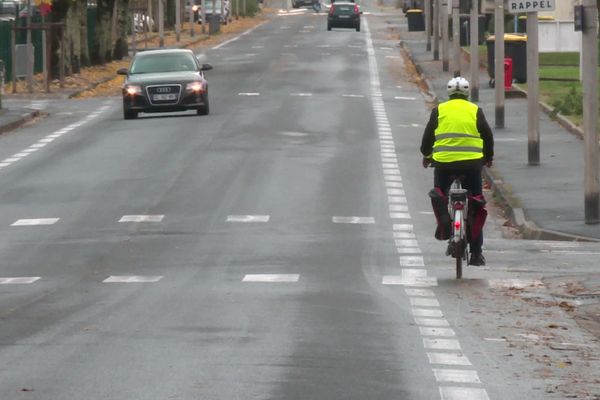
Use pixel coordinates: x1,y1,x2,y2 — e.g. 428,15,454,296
398,31,600,242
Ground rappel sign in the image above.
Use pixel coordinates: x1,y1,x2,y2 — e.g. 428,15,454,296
507,0,555,13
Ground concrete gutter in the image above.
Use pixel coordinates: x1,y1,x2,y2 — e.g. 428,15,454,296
0,109,42,135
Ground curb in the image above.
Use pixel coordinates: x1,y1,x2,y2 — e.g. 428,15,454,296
0,109,42,135
398,40,438,104
401,41,600,243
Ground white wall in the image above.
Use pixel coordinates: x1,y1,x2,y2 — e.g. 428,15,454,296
539,20,581,52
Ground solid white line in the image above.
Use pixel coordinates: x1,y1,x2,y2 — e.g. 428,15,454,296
12,218,60,226
0,277,41,284
104,276,163,283
433,369,481,384
427,352,472,366
212,21,267,50
439,387,489,400
119,215,164,223
227,215,270,223
243,274,299,283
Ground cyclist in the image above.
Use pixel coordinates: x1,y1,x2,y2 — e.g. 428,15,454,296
420,76,494,266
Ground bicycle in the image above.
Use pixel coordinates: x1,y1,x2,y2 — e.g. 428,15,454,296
447,176,469,279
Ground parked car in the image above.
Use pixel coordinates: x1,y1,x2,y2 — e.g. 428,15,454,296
292,0,312,8
118,49,212,119
195,0,230,24
327,2,361,32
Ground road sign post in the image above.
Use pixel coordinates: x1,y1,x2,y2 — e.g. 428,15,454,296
442,0,449,72
581,0,599,224
433,0,440,60
526,12,540,165
425,0,431,51
494,0,505,128
451,0,460,76
469,0,479,101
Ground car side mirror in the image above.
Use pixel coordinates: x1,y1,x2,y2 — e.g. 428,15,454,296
117,67,129,75
201,63,213,71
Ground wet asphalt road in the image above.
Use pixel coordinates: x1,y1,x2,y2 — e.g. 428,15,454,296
0,3,599,399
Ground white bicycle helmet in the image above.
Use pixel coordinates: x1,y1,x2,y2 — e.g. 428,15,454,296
447,76,470,97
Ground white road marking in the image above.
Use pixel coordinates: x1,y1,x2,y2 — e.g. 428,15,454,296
227,215,270,223
382,275,437,287
488,279,544,289
386,182,403,188
390,205,409,212
395,239,419,247
3,158,20,162
252,45,264,48
0,162,11,167
439,387,489,400
385,55,402,59
393,231,415,238
284,44,298,48
342,94,365,98
433,369,481,384
104,276,163,283
239,92,261,96
424,338,461,350
13,153,30,158
385,175,402,181
400,256,424,267
388,196,407,203
243,274,299,283
0,277,41,284
420,327,456,337
387,189,405,195
390,212,412,219
332,216,375,224
406,288,434,297
395,96,417,100
30,143,47,148
383,169,401,175
119,215,164,223
427,352,472,366
416,318,450,327
12,218,60,226
397,247,422,254
412,308,443,317
380,47,393,50
402,269,427,277
212,21,267,49
411,298,440,307
22,149,38,153
290,93,313,97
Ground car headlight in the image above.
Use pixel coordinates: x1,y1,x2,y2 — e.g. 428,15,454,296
125,85,142,95
186,82,204,92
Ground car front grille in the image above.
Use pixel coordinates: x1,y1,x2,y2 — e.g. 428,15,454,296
146,85,182,105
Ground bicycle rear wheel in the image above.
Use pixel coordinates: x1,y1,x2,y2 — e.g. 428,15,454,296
455,241,463,279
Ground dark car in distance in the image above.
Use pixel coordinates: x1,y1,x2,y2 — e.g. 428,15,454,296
327,2,361,32
118,49,212,119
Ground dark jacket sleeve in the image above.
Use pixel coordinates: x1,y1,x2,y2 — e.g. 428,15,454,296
420,107,439,158
476,107,494,161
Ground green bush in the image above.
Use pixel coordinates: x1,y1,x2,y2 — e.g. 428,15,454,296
550,87,583,116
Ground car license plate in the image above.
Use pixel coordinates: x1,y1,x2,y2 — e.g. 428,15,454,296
339,15,350,18
153,93,177,101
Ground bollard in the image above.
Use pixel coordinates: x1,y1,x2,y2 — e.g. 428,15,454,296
0,59,4,110
504,58,513,90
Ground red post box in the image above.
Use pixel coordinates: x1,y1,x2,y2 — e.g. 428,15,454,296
504,58,513,90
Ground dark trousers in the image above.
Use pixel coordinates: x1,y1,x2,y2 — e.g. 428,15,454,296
434,167,484,254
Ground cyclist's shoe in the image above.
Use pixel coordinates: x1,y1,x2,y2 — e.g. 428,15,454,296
469,253,486,266
445,241,455,257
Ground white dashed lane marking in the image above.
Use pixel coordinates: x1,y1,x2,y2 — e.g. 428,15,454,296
420,327,456,337
227,215,270,223
103,276,163,283
423,338,462,350
242,274,299,283
119,215,164,223
427,352,472,366
332,216,375,224
0,277,41,284
11,218,60,226
433,369,481,384
439,387,490,400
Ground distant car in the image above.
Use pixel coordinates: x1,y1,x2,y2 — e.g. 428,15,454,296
118,49,212,119
195,0,230,24
292,0,312,8
327,2,360,32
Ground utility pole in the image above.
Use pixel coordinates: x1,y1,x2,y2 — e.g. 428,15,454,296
526,11,539,165
494,0,504,128
201,0,206,34
582,0,599,224
441,0,449,72
26,0,33,93
451,0,460,76
433,0,440,60
159,0,165,47
190,1,195,37
176,0,181,42
469,0,479,101
425,0,431,51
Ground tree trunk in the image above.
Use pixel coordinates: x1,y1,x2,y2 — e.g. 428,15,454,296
92,0,115,64
50,0,89,77
113,0,129,59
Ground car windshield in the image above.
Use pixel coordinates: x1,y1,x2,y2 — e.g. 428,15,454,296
130,53,197,74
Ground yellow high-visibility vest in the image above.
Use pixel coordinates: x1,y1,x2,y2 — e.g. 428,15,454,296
433,99,484,163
